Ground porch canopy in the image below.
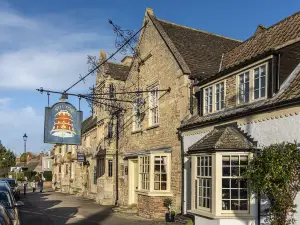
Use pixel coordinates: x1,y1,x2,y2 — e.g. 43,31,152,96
188,124,257,154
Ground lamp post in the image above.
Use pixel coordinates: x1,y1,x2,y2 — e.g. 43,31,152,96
23,133,28,167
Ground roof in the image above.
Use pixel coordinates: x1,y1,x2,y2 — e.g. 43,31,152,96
16,160,39,172
147,11,241,79
220,11,300,71
82,116,97,134
107,62,130,81
181,62,300,129
188,125,256,153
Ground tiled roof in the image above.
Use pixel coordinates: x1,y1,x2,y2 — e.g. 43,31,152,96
148,12,241,79
188,125,255,153
82,116,97,134
221,11,300,71
107,62,129,81
181,63,300,129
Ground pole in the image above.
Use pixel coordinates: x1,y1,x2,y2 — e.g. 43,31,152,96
24,141,27,167
115,110,119,206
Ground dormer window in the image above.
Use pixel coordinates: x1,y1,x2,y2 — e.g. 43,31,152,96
203,81,225,115
254,65,266,99
237,62,267,105
238,72,250,103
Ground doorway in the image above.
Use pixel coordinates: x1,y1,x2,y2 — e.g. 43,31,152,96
128,159,139,204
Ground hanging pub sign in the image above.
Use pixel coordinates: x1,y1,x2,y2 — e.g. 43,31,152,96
44,96,82,145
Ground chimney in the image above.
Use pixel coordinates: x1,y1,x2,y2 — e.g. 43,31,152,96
100,50,107,62
121,56,133,67
146,8,154,16
254,24,267,36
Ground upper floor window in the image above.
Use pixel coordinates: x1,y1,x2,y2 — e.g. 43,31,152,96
204,87,213,114
108,122,113,139
133,103,141,131
149,86,159,126
238,72,250,103
203,81,225,114
108,159,113,177
237,63,267,104
109,83,116,99
254,65,266,99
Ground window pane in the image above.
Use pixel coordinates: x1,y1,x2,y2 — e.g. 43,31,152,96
240,200,248,210
261,87,266,98
240,180,247,189
231,167,239,176
240,167,246,176
222,200,230,210
231,189,239,199
254,90,259,99
222,179,230,188
154,182,160,190
231,179,239,188
154,174,160,181
240,156,248,165
231,156,239,165
161,182,167,190
222,189,230,199
223,167,230,176
240,189,248,199
231,200,239,210
254,68,259,79
161,174,167,182
222,156,230,165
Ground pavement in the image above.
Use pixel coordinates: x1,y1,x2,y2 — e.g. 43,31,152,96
18,188,176,225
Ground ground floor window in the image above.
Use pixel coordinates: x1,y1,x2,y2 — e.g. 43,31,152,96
138,153,170,192
222,155,248,211
196,156,212,209
97,157,105,178
108,159,113,177
139,156,150,190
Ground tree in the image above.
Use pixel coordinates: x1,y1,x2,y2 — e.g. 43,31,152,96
0,141,6,153
244,142,300,225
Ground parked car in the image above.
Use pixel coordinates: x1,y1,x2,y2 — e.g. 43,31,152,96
0,179,20,201
0,182,23,225
0,204,12,225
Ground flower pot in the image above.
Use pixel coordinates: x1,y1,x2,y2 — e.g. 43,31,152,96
165,212,171,222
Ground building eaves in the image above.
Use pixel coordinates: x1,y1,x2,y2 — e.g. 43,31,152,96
181,62,300,130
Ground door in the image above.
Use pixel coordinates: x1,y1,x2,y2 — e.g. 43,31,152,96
128,159,139,204
133,160,138,204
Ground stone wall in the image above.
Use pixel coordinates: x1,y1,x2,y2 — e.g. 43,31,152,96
118,9,191,218
137,195,168,219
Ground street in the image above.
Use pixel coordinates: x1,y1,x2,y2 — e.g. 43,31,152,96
18,189,168,225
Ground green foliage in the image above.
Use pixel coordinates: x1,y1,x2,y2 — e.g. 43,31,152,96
185,220,194,225
244,142,300,225
8,172,24,181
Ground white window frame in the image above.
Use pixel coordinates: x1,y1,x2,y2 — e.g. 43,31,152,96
196,155,212,212
138,153,171,193
253,64,267,100
238,71,250,104
204,86,213,114
203,81,226,115
221,154,249,213
237,62,268,105
148,85,159,127
139,155,150,190
153,155,168,191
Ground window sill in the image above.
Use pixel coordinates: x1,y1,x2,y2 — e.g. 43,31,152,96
146,124,159,130
187,209,254,219
131,129,142,134
136,190,173,197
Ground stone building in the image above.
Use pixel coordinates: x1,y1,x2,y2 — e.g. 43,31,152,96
179,11,300,225
113,8,240,219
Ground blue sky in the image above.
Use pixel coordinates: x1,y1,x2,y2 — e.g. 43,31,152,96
0,0,299,156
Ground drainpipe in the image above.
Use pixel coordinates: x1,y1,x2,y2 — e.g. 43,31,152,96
115,111,120,206
179,130,185,215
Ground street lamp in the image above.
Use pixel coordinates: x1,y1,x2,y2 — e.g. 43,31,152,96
23,133,28,167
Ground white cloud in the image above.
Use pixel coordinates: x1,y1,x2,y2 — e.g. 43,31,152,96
0,98,12,105
0,104,50,155
0,4,117,92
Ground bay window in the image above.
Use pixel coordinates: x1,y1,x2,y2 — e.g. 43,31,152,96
197,156,212,210
138,153,170,192
222,155,249,211
139,156,150,190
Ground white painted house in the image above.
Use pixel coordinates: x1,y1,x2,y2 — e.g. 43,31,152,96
179,12,300,225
